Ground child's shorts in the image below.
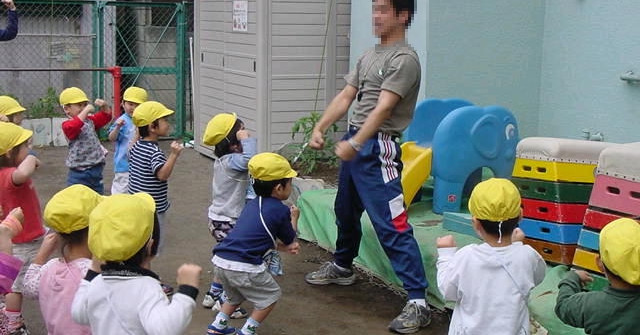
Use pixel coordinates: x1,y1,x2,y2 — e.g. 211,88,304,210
208,220,234,243
213,265,281,310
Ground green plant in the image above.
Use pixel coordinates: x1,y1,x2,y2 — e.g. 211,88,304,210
28,87,61,119
290,111,339,174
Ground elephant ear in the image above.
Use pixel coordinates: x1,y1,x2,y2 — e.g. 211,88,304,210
470,114,500,160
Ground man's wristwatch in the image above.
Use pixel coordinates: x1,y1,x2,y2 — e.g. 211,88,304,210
347,138,362,152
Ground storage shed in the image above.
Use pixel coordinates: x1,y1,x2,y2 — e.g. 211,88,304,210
193,0,351,156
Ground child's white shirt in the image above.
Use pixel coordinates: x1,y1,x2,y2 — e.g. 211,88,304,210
437,242,546,335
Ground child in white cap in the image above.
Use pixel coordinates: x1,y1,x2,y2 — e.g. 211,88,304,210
436,178,546,335
206,153,300,335
555,218,640,334
23,184,103,335
71,193,202,335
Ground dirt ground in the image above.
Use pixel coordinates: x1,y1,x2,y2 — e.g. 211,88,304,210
23,141,450,335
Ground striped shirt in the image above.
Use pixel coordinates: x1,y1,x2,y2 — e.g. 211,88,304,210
128,140,169,213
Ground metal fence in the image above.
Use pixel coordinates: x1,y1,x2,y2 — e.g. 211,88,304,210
0,0,193,138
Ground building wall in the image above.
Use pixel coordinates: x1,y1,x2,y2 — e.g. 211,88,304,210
539,1,640,143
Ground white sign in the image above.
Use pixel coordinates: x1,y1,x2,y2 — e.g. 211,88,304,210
232,0,248,32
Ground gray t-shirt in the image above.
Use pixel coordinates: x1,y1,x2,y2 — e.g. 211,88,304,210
344,41,421,137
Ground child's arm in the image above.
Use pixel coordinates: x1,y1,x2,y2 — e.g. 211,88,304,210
155,141,184,181
228,132,257,171
290,204,299,232
554,270,592,328
90,99,113,129
12,153,40,185
435,235,461,301
108,117,125,142
22,233,58,299
139,264,201,334
62,104,95,140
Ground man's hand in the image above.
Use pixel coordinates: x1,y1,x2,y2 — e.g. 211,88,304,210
309,129,325,150
335,140,357,161
436,235,457,248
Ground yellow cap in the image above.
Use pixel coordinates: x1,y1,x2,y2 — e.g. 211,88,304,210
123,86,148,104
0,96,26,116
0,122,33,156
468,178,521,222
203,113,237,146
88,193,156,262
132,101,174,127
44,185,104,234
600,218,640,285
248,152,297,181
59,87,89,105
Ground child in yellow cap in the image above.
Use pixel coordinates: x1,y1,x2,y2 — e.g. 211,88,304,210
0,122,46,334
60,87,113,194
70,193,202,335
436,178,546,335
0,96,26,125
555,218,640,334
107,86,148,194
207,152,300,335
201,113,257,317
22,184,103,335
129,101,183,265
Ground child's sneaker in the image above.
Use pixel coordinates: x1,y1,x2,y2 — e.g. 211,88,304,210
202,292,216,308
212,298,248,319
206,324,236,335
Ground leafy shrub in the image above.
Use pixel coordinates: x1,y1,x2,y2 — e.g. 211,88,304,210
290,111,339,174
28,87,61,119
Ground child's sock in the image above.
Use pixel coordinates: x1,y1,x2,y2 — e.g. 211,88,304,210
211,311,230,329
209,282,223,298
4,309,24,331
409,299,428,308
240,317,260,335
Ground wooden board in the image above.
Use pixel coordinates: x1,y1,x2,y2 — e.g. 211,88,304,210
524,238,577,265
512,177,592,203
522,198,588,223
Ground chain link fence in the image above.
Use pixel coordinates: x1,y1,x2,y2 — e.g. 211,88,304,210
0,0,193,138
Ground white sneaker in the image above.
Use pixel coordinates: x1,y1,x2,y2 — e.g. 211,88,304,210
202,293,216,308
212,299,248,319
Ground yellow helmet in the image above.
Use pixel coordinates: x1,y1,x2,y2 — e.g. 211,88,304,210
59,87,89,105
0,96,26,116
123,86,148,104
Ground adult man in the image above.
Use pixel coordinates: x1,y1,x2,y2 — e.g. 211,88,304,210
304,0,430,333
0,0,18,42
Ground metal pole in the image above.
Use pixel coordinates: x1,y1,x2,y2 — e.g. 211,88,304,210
108,66,122,118
175,2,187,138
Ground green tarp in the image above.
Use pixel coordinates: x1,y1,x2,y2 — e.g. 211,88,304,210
297,189,602,334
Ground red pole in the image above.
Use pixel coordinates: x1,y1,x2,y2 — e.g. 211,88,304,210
108,66,122,118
